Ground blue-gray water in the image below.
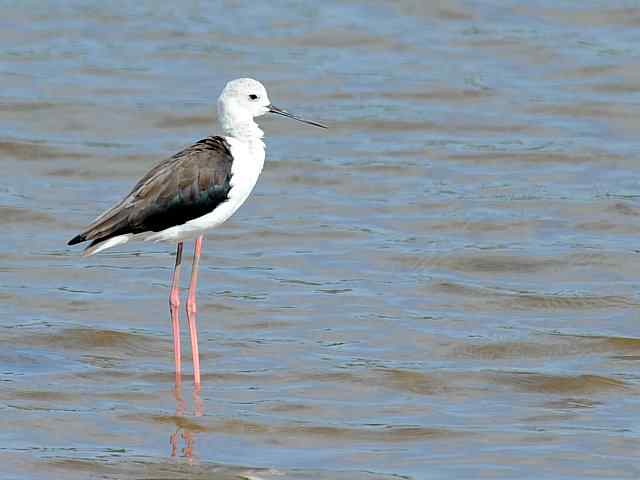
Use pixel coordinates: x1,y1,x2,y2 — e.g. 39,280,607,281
2,1,640,479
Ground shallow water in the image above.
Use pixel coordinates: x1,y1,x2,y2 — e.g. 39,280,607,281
2,1,640,479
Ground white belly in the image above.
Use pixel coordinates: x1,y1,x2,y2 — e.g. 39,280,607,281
145,136,265,243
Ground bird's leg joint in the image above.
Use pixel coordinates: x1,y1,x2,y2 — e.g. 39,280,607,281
170,291,180,310
186,292,197,316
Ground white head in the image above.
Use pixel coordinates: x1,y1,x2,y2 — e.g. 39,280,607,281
217,78,271,127
217,77,327,139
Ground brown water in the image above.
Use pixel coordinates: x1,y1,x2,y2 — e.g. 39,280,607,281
2,1,640,479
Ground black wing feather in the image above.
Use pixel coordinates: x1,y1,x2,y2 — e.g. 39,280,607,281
68,136,234,247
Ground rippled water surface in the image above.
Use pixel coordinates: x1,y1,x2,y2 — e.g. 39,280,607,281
2,1,640,479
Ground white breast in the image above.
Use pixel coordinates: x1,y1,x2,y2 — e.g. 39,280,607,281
146,136,265,243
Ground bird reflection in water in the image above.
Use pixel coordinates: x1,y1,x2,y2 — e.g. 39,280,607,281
170,375,203,460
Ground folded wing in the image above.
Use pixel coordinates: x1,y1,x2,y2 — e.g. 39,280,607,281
68,136,234,251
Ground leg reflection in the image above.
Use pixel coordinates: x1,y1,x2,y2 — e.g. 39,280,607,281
194,384,203,417
169,380,203,460
169,380,185,458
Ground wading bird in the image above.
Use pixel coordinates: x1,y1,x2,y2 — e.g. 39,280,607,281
68,78,326,385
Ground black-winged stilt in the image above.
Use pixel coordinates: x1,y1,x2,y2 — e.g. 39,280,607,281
68,78,327,385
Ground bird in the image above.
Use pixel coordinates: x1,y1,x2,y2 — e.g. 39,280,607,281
68,78,327,386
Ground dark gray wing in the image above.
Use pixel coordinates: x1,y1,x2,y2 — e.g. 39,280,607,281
68,136,233,247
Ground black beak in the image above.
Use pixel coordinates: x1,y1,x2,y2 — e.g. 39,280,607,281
268,105,328,129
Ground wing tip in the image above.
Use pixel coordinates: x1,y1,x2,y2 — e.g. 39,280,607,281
67,234,86,246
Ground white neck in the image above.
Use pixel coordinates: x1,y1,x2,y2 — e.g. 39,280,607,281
221,118,264,142
220,116,266,170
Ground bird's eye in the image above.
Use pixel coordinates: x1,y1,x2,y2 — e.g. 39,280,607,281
249,94,258,100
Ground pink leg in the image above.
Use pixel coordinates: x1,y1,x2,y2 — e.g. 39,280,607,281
170,242,184,384
186,235,204,385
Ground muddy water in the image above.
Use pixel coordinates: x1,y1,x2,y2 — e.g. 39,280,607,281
2,1,640,479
